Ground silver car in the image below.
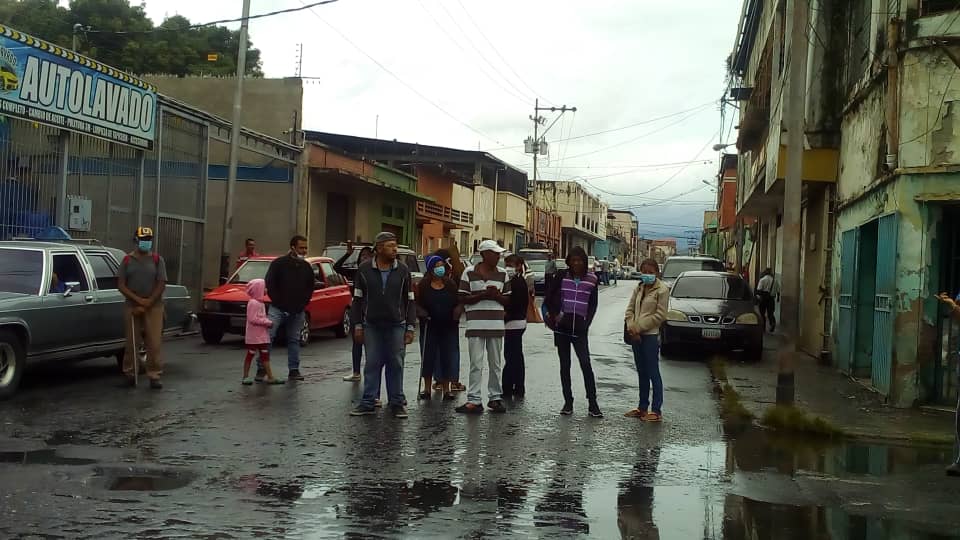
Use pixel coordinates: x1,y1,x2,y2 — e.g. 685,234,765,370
0,241,192,398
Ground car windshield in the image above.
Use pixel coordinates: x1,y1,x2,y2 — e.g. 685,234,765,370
528,260,547,273
662,259,725,278
0,249,42,294
230,260,271,284
400,254,422,274
671,275,753,301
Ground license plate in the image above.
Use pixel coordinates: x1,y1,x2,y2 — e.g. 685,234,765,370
230,316,245,327
702,328,721,339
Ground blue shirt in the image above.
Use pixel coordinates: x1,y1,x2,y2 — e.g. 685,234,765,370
380,269,390,288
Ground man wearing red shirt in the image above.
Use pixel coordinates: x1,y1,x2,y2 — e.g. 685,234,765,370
236,238,259,269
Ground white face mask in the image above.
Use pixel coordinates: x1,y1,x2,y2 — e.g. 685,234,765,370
505,267,516,278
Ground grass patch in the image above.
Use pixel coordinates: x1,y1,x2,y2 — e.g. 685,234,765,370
720,383,753,432
761,405,841,437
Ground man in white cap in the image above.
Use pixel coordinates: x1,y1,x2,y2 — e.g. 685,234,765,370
456,239,511,414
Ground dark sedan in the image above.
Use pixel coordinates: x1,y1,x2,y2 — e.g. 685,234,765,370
660,271,763,361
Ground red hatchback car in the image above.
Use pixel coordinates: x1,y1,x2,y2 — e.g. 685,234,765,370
198,256,352,345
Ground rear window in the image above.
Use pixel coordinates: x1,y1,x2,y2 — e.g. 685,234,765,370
0,248,41,294
528,260,547,272
671,275,753,301
230,260,271,284
662,259,724,278
518,250,551,261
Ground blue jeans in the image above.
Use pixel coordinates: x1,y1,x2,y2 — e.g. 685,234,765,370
632,334,663,414
352,341,363,374
360,324,406,408
266,306,305,371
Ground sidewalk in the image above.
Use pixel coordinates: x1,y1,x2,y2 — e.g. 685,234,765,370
721,333,956,445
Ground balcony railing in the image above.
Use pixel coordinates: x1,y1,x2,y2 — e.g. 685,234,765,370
416,200,473,226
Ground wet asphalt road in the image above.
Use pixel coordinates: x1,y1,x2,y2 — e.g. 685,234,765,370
2,284,960,539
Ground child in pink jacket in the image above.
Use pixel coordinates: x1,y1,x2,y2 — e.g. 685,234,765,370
243,279,284,385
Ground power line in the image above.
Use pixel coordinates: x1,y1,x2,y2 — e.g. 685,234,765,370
299,0,509,147
454,0,551,104
434,0,536,104
85,0,340,34
560,107,712,161
621,130,720,197
415,0,533,107
538,159,715,169
483,101,715,151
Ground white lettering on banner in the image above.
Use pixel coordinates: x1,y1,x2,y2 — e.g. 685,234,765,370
15,54,155,138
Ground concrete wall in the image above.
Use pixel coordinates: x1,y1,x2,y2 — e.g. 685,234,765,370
143,76,303,141
205,179,294,288
899,44,960,168
473,185,495,243
495,191,527,227
415,167,454,207
799,186,831,356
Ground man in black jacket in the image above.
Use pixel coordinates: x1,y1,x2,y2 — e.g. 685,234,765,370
264,235,316,382
349,232,417,418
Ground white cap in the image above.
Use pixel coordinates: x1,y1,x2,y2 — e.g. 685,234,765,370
477,239,505,253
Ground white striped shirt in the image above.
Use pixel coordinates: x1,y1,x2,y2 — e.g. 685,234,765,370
459,265,512,338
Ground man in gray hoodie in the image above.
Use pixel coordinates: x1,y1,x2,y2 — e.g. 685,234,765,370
349,232,417,419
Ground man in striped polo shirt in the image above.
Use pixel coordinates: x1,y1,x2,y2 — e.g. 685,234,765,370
456,240,511,414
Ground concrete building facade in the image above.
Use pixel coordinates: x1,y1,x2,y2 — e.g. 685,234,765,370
535,180,607,256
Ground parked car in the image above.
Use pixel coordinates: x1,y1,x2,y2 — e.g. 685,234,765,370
621,265,636,279
198,256,351,346
517,245,553,262
661,255,725,288
660,271,763,361
322,243,424,284
0,241,193,398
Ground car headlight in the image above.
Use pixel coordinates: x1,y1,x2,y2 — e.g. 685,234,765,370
666,309,686,321
202,300,220,312
736,313,759,325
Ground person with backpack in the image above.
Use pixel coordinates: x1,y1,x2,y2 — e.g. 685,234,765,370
117,226,167,390
544,246,602,418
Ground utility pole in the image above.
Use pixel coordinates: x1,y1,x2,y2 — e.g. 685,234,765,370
778,0,809,406
219,0,251,280
525,99,576,245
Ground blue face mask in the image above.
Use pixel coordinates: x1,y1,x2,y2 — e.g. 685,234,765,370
640,274,656,285
432,266,446,278
138,240,153,252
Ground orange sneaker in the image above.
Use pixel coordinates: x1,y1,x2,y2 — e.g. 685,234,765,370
642,412,663,422
624,408,647,418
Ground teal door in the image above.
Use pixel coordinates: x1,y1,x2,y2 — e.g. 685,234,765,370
837,228,858,372
871,213,898,396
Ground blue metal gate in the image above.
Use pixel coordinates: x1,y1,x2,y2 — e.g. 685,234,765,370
837,228,859,372
871,213,898,395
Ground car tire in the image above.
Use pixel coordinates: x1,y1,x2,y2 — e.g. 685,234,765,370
0,329,26,400
201,323,224,345
299,314,311,347
335,309,350,338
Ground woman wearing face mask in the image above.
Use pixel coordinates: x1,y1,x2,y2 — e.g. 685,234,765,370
416,255,461,401
624,258,669,422
502,255,530,399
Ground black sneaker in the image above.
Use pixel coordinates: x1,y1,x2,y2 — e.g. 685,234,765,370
588,401,603,418
487,400,507,414
149,379,163,390
254,368,266,382
288,370,305,381
560,401,574,416
391,405,409,419
350,405,376,416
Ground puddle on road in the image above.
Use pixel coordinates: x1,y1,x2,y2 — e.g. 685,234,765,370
93,465,195,491
0,449,98,466
212,430,959,539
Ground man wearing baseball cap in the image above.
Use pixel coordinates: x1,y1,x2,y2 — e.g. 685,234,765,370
350,231,417,419
117,226,167,389
456,239,511,414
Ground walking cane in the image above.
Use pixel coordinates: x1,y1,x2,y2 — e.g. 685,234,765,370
130,315,139,387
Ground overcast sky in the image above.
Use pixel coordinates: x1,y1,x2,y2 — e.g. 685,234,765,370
140,0,740,244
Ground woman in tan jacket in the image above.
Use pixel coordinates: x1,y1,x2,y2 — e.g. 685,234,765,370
623,259,669,421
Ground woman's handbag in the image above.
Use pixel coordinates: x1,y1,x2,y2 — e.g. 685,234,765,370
526,292,543,324
623,322,635,345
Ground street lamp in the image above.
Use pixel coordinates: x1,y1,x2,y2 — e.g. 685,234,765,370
712,143,735,152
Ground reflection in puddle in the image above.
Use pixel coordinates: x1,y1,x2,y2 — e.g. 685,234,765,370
94,465,194,491
0,449,98,466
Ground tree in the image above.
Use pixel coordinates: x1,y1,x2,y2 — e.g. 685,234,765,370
0,0,263,77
